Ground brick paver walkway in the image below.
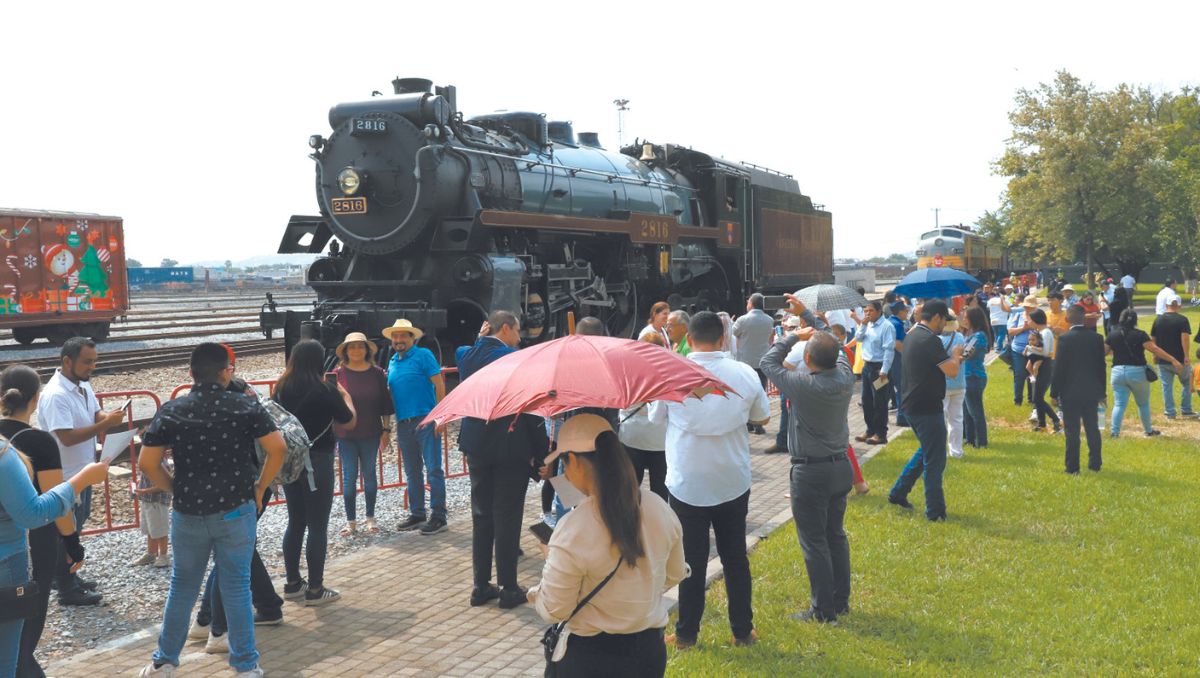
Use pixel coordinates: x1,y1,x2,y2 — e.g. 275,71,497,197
50,390,885,677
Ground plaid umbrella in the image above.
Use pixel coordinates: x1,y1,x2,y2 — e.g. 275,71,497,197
792,284,869,312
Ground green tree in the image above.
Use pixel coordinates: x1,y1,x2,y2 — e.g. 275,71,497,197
77,246,110,297
126,258,143,268
1148,89,1200,276
161,258,178,267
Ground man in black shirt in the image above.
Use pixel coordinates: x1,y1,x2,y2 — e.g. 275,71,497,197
887,301,963,522
1151,295,1196,419
138,343,286,678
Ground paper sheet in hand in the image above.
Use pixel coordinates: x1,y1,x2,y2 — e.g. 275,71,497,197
549,475,586,509
100,429,139,464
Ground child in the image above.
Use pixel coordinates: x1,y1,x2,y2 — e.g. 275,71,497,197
1024,331,1046,383
131,450,172,567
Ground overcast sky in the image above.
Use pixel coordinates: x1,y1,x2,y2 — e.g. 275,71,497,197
3,1,1197,265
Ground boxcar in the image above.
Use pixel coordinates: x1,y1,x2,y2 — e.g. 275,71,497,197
0,209,129,344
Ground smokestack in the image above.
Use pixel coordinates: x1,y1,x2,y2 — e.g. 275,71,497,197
392,77,433,95
578,132,603,149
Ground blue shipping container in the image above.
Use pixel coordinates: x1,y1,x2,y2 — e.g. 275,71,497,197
127,267,195,285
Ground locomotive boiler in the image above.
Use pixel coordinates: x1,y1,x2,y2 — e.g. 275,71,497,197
264,77,833,361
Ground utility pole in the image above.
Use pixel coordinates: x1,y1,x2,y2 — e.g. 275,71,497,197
932,207,941,229
613,98,630,147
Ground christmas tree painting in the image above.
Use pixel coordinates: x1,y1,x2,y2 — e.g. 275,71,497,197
77,245,109,297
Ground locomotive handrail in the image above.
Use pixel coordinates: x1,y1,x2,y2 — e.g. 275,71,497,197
448,144,698,193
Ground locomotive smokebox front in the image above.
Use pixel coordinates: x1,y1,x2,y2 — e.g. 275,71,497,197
315,87,462,255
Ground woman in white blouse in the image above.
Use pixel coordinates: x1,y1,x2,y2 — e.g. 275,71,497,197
638,301,672,347
529,414,687,677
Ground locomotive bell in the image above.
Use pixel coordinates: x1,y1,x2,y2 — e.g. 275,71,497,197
640,143,656,162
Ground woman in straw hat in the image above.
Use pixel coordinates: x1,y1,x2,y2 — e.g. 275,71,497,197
529,414,685,677
332,332,392,536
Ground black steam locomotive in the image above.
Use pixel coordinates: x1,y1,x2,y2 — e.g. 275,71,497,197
263,77,833,361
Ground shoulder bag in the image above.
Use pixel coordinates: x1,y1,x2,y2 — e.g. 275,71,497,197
543,557,623,670
0,437,42,622
1120,329,1157,383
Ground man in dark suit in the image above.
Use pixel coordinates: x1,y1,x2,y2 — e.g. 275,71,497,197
456,310,550,610
1049,305,1107,473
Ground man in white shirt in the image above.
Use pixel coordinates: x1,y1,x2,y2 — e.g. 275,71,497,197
38,337,125,605
649,311,770,650
1155,278,1177,316
1120,273,1136,290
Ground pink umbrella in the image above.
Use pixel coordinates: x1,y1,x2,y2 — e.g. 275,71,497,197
421,334,734,427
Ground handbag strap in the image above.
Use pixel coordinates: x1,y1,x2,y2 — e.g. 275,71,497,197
1119,327,1141,363
562,557,623,625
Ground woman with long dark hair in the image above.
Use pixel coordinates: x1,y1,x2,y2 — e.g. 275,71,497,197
0,366,107,675
1107,309,1181,438
274,340,355,606
961,306,992,448
530,414,686,677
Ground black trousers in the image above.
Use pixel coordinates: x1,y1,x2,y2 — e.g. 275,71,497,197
467,451,530,588
283,450,336,589
1033,359,1060,428
1062,398,1102,472
790,459,853,621
670,490,753,641
625,447,668,502
548,627,666,678
860,362,889,438
17,524,57,677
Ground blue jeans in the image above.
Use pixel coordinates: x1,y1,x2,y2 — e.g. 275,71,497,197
153,502,258,672
1011,348,1031,405
1111,365,1153,436
992,325,1007,352
337,438,379,521
889,412,948,519
0,550,28,675
963,375,988,447
1159,364,1194,417
396,419,446,521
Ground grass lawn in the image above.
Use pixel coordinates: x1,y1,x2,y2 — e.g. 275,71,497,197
665,358,1200,676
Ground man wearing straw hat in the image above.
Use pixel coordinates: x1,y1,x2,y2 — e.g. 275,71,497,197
383,319,448,536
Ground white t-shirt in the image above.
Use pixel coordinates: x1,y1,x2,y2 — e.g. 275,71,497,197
987,297,1009,326
1155,287,1175,315
618,402,668,452
648,351,770,507
784,340,809,367
824,309,852,332
37,369,102,478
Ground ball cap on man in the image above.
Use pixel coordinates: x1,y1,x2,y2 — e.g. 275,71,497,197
889,300,908,315
920,299,955,321
1168,294,1183,308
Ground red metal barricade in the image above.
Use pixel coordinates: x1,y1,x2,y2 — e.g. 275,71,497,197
86,390,162,536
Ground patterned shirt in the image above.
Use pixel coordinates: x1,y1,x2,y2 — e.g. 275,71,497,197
142,382,276,516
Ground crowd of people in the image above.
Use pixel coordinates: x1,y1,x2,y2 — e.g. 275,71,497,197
0,270,1194,676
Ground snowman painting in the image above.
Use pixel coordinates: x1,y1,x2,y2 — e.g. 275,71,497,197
44,243,80,290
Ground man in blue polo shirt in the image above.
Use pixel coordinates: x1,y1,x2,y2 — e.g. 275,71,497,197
384,319,448,535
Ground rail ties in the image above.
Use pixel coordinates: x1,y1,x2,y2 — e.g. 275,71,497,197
1,339,284,378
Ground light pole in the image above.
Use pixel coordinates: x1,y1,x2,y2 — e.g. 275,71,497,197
613,98,630,147
931,207,941,229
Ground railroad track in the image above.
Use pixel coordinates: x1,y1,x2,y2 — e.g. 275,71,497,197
2,339,284,377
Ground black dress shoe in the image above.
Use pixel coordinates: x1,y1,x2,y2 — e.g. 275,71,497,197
789,608,838,625
763,444,786,454
59,588,102,606
77,577,99,591
498,586,528,610
888,494,914,510
469,584,501,607
927,513,947,522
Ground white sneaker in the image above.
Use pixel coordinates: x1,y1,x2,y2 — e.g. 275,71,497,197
1028,410,1038,422
235,666,265,678
205,632,229,654
153,554,170,568
130,553,156,567
138,663,177,677
188,619,210,641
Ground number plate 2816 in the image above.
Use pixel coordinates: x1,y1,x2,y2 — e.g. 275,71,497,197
331,197,368,215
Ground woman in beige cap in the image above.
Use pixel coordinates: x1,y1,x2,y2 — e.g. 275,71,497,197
529,414,686,676
332,333,392,536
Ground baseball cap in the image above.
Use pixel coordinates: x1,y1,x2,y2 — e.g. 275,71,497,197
1062,284,1075,292
1004,283,1014,290
920,299,955,321
1168,294,1183,307
889,301,908,314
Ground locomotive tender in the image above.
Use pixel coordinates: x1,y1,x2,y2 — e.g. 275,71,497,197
915,224,1031,280
266,77,832,360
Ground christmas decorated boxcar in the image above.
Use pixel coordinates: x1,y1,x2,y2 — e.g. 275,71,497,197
0,209,129,344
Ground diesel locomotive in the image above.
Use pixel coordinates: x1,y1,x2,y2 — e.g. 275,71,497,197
915,224,1032,280
263,77,833,361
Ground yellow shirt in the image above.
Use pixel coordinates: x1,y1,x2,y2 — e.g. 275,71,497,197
1046,307,1070,357
532,488,688,637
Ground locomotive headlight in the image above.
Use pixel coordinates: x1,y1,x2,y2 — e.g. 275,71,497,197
337,167,362,196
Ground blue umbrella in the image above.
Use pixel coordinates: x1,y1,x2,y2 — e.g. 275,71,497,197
893,267,981,299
